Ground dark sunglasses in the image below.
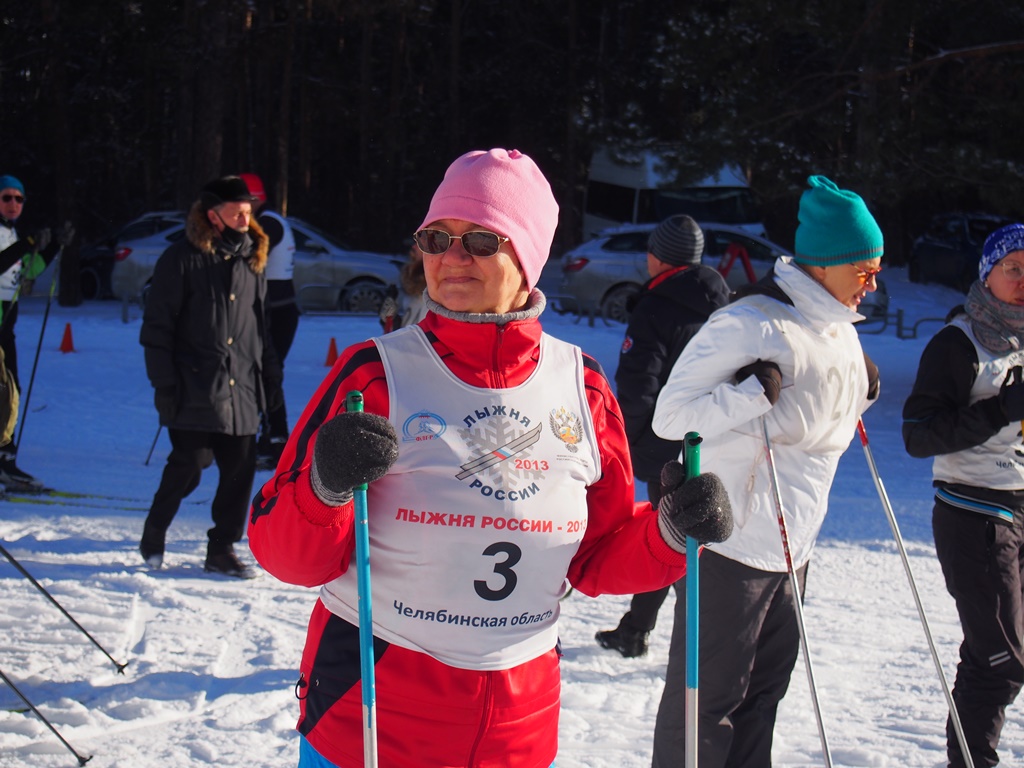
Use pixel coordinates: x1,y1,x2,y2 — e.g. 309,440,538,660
413,228,509,258
1,194,24,204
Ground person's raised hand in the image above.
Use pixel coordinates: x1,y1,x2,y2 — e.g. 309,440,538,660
310,411,399,506
736,359,782,405
656,459,733,553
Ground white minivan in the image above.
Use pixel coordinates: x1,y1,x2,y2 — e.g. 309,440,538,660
582,146,766,240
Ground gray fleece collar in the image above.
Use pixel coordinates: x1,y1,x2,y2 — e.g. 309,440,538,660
424,288,546,325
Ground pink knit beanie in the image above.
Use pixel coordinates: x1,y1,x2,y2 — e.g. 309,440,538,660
418,148,559,291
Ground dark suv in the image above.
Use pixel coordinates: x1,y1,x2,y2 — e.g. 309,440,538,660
910,212,1013,292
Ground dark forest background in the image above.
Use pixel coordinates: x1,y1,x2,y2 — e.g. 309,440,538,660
2,0,1023,305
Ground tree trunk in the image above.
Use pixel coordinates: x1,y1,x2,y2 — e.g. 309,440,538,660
38,0,81,306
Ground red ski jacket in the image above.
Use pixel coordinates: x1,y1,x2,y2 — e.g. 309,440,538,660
248,307,687,767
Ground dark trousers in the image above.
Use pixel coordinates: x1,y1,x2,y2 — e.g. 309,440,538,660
933,501,1024,768
623,479,671,632
0,299,20,389
0,300,21,459
144,429,256,555
261,290,299,446
652,550,806,768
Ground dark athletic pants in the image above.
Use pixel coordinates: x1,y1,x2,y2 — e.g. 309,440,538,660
652,550,806,768
623,480,671,632
933,501,1024,768
144,428,256,555
261,282,299,447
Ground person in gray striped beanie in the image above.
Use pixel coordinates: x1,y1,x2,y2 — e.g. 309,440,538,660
648,214,705,266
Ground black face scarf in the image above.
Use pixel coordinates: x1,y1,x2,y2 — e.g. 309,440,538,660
213,210,251,255
219,225,248,249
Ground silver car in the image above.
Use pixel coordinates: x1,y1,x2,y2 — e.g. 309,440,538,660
555,223,888,323
109,215,403,313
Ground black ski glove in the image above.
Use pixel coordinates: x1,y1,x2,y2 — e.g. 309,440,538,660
656,459,733,553
30,228,51,253
864,352,880,401
999,365,1024,422
264,376,284,413
154,386,177,423
310,411,399,506
55,221,75,248
736,359,782,406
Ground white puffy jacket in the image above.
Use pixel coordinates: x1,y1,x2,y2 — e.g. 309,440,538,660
653,257,873,572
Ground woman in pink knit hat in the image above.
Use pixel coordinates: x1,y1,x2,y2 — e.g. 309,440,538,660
248,148,732,768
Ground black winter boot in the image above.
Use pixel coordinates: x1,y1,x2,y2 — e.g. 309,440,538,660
595,614,650,658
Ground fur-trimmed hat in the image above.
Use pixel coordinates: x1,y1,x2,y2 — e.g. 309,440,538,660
200,175,260,212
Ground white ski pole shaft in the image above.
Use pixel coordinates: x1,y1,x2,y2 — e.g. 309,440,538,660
761,417,833,768
856,419,974,768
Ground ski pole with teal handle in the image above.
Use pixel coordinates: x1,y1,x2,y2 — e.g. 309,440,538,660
683,431,701,768
345,390,378,768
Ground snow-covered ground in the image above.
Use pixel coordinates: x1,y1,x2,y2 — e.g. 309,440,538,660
0,266,1020,767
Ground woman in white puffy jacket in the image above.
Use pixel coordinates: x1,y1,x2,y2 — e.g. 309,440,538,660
649,175,882,768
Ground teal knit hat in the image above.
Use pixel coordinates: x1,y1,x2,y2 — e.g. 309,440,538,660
794,175,883,266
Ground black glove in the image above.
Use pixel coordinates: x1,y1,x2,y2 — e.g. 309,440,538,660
656,459,733,553
31,228,51,253
736,359,782,406
864,352,880,401
154,386,177,423
264,378,284,413
311,411,399,506
55,221,75,248
999,365,1024,422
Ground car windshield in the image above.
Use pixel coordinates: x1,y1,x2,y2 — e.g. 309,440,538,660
704,230,783,262
969,217,1010,244
603,231,652,252
639,187,760,227
290,219,354,251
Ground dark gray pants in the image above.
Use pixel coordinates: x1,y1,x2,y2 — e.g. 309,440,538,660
143,429,256,555
652,550,806,768
933,501,1024,768
623,480,671,632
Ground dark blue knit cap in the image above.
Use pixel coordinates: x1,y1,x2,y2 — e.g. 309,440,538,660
980,223,1024,282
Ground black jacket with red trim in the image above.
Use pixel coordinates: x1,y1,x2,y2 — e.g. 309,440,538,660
616,263,730,483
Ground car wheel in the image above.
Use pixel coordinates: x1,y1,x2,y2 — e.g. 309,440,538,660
600,284,640,324
80,267,100,301
339,279,386,313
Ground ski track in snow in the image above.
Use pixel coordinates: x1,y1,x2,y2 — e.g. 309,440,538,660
0,269,1023,766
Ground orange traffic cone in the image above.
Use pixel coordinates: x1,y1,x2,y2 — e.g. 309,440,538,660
324,337,338,367
59,322,76,353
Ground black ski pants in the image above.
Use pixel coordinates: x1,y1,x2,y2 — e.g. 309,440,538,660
933,500,1024,768
652,550,806,768
0,299,20,390
623,480,671,632
260,283,299,447
144,428,256,555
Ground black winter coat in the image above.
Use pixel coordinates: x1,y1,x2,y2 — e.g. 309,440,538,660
140,203,281,436
615,263,731,483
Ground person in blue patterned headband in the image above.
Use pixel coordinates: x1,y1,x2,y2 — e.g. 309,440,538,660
980,223,1024,283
